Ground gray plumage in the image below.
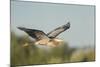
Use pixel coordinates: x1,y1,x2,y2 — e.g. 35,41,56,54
47,22,70,38
18,22,70,41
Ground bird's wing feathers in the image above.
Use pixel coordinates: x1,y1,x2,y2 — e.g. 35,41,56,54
18,27,50,41
47,22,70,38
18,22,70,40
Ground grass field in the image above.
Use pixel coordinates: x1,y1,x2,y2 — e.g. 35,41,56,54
11,32,95,66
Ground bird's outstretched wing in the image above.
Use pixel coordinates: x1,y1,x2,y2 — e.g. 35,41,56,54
18,27,49,41
47,22,70,38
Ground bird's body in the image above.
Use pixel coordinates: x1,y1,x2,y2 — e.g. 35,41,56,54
18,22,70,47
35,38,63,47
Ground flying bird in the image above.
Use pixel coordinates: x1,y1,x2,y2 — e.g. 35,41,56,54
18,22,70,47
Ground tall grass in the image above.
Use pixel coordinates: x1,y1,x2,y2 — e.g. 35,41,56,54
11,32,95,66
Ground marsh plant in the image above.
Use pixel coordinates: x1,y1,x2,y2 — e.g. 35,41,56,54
11,32,95,66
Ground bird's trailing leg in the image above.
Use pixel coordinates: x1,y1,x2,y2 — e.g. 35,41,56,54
22,41,35,47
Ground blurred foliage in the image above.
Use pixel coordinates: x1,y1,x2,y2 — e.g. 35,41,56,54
11,32,95,66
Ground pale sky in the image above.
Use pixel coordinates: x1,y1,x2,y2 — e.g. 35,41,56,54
11,1,95,47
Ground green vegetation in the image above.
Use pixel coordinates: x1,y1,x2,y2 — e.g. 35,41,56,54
11,32,95,66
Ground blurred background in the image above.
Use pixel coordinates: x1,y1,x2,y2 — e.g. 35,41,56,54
11,1,95,66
